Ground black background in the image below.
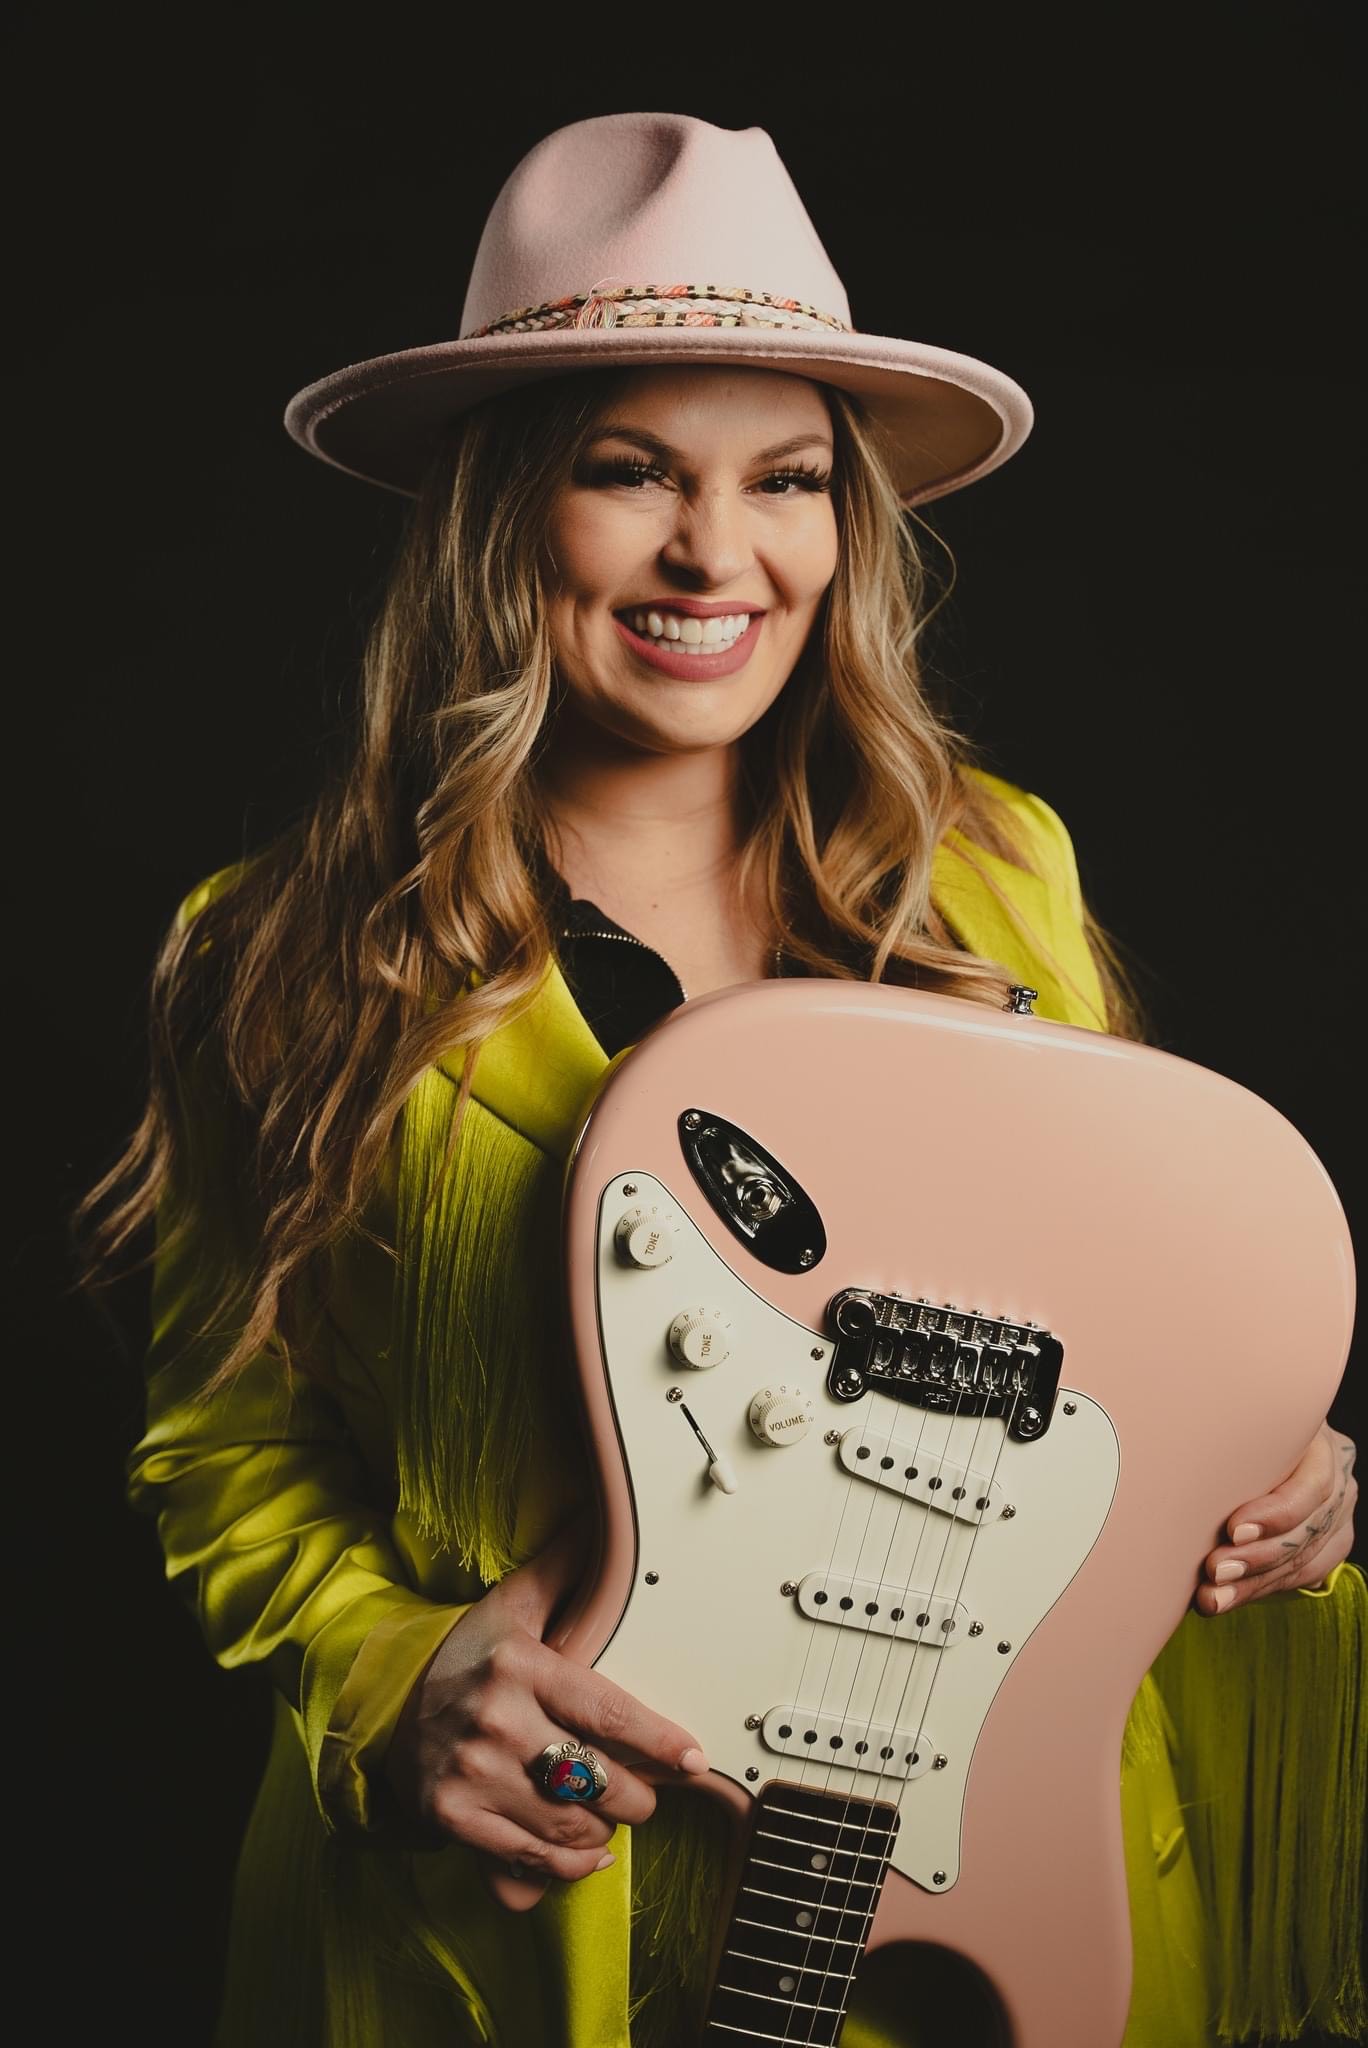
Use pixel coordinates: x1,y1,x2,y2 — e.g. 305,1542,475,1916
22,8,1362,2042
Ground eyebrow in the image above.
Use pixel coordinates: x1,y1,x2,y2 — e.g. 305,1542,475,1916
587,424,834,464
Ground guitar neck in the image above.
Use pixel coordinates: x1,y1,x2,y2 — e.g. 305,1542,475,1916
702,1781,901,2046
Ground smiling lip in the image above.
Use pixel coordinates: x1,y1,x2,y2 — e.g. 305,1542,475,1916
615,597,768,619
612,610,762,680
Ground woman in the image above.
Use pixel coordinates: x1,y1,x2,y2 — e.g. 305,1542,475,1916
79,114,1362,2046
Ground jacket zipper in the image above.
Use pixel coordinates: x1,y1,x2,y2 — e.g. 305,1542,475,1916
560,926,690,1002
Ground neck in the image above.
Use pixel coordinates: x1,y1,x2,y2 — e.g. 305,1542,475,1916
703,1781,901,2045
538,706,749,901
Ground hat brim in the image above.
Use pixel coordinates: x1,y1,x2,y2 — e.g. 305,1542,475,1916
283,326,1032,507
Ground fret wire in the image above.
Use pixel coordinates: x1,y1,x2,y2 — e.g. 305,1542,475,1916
739,1882,872,1914
762,1801,896,1837
716,1984,848,2015
754,1825,890,1860
731,1914,862,1949
722,1947,858,1980
749,1852,876,1890
751,1847,885,1879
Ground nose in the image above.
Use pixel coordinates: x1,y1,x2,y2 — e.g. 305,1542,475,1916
659,487,754,589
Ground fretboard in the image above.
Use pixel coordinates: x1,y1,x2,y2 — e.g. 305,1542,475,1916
702,1780,901,2046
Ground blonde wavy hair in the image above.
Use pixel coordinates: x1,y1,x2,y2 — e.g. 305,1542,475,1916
73,365,1134,1380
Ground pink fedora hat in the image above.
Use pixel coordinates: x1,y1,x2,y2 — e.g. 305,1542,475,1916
284,112,1033,506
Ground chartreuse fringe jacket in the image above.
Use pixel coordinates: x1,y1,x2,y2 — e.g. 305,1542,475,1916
129,774,1366,2048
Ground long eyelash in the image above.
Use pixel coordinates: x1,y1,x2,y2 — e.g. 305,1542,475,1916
764,461,832,492
592,457,832,492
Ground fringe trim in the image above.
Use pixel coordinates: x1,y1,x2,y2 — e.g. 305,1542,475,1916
1122,1667,1178,1776
626,1787,734,2046
1147,1568,1368,2043
391,1067,562,1584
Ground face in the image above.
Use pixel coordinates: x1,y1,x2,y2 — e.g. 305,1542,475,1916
543,366,840,755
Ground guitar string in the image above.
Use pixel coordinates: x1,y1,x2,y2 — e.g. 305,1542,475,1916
776,1320,980,2045
783,1379,941,2048
772,1380,935,2041
813,1371,1022,2048
762,1357,911,2031
795,1361,993,2048
862,1377,1026,2048
775,1320,1001,2044
898,1368,1025,1777
788,1328,1027,2046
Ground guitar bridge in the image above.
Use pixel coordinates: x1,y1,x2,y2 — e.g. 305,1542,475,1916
826,1287,1064,1442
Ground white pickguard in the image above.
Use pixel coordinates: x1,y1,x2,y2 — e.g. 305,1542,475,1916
592,1173,1120,1891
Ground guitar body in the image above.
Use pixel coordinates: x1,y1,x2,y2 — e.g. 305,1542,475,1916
555,980,1354,2047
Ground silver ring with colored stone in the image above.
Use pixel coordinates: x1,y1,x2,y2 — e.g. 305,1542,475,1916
536,1738,608,1803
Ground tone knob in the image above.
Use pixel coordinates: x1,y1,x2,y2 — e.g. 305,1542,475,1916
748,1385,814,1446
615,1205,677,1268
667,1307,732,1370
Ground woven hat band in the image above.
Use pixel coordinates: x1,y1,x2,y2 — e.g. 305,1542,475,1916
466,282,853,339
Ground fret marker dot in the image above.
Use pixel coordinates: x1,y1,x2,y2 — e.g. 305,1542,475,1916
796,1910,814,1928
779,1974,797,1993
810,1852,829,1871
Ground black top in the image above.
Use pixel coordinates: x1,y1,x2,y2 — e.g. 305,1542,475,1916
548,872,802,1058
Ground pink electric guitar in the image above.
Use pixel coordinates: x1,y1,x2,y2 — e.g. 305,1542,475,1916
554,979,1354,2047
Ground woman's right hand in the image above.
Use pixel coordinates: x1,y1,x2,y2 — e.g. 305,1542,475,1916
383,1517,710,1910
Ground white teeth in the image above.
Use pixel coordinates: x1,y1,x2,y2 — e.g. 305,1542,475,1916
623,608,755,651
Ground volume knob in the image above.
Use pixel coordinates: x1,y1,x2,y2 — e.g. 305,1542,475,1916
749,1386,814,1447
668,1307,732,1370
615,1205,677,1268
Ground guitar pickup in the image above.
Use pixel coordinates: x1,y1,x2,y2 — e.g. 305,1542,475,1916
836,1430,1005,1522
761,1704,938,1781
796,1570,968,1644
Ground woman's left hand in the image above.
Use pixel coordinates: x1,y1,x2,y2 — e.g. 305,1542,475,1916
1197,1422,1357,1615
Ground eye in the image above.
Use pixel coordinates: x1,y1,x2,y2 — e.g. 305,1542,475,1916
753,464,832,497
584,457,670,489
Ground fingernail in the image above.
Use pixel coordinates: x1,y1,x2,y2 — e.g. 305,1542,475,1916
679,1747,709,1775
1213,1560,1247,1583
1208,1586,1235,1613
594,1852,616,1871
1231,1522,1262,1544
